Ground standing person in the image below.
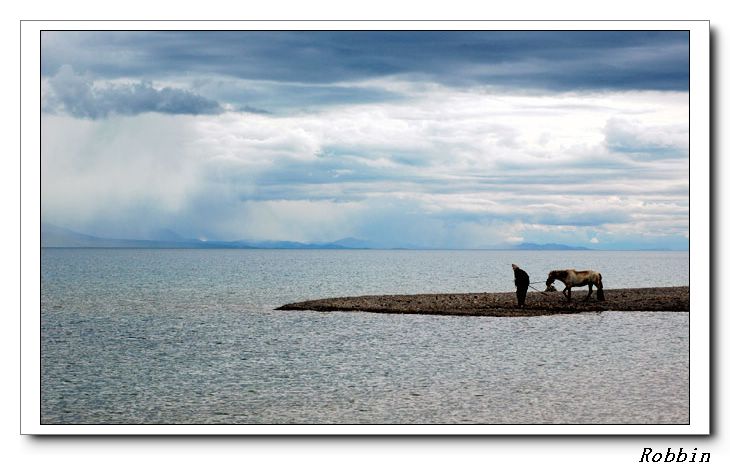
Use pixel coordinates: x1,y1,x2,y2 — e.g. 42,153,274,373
512,264,530,308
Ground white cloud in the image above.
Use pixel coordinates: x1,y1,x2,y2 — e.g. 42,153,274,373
41,83,689,248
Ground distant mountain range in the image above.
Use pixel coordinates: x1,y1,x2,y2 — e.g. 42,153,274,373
41,223,238,249
41,223,382,250
41,223,593,251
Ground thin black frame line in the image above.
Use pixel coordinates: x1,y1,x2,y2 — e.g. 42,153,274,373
22,19,711,22
688,27,691,426
39,29,693,32
19,18,23,436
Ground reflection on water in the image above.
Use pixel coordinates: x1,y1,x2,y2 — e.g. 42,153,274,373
41,249,689,424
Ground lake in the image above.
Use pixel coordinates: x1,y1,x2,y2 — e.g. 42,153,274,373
40,249,689,424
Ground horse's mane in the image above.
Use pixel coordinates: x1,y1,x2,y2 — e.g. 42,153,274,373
549,269,570,279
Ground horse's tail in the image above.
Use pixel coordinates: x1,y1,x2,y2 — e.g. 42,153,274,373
596,272,605,301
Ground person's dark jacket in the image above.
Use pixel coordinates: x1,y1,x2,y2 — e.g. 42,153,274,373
513,267,529,288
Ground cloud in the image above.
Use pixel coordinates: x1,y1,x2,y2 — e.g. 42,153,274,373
236,105,272,114
37,30,691,250
41,76,689,249
43,65,222,118
41,113,207,234
41,31,689,107
604,117,688,158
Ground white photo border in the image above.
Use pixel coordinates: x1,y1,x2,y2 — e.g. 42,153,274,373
21,19,710,435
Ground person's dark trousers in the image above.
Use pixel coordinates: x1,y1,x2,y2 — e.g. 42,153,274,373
517,286,527,307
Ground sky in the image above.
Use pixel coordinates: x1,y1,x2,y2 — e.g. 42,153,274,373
40,31,689,249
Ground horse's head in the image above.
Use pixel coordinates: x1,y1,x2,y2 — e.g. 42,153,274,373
546,270,557,287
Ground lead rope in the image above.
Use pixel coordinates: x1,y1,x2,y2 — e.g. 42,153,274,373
527,281,567,299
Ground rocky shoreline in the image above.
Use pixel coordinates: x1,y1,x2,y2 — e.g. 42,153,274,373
276,286,689,317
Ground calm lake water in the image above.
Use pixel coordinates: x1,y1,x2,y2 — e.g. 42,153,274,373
41,249,689,424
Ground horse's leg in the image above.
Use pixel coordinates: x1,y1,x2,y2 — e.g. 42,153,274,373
564,286,571,301
586,284,593,300
597,279,605,301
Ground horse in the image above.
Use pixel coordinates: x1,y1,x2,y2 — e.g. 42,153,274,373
546,269,605,302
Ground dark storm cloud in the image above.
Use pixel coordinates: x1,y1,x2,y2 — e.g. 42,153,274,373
43,65,222,118
41,30,689,92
